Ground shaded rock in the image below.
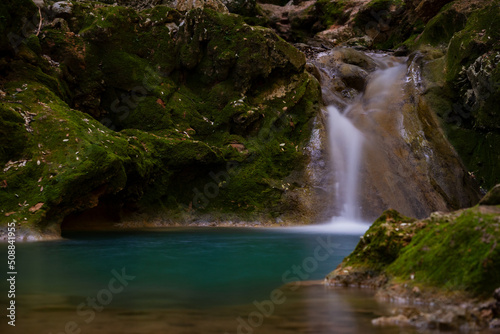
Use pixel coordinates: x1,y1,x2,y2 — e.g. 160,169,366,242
0,0,38,54
480,184,500,205
413,0,454,23
220,0,256,15
337,63,368,91
419,2,500,190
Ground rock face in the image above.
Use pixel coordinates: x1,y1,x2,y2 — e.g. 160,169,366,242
414,1,500,191
310,48,480,220
0,1,321,237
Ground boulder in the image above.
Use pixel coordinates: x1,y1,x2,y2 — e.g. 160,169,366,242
480,185,500,206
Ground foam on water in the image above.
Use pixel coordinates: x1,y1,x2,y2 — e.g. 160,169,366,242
285,217,370,235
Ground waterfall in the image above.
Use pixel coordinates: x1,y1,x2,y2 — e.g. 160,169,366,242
325,60,407,228
296,48,479,234
327,105,364,221
314,51,407,233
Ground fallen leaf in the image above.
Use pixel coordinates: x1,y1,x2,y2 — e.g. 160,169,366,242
156,98,165,108
29,202,44,212
5,212,15,216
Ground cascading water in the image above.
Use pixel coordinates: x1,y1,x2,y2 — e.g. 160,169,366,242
324,56,407,231
296,48,479,234
327,105,364,221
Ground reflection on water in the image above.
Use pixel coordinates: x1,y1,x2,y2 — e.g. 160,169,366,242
3,285,421,334
0,228,458,333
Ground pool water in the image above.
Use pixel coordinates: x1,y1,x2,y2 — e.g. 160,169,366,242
0,227,423,333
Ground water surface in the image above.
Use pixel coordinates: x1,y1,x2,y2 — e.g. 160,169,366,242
1,227,420,333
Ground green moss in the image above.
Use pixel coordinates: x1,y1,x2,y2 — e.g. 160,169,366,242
414,5,466,48
337,210,418,272
445,127,500,189
101,51,153,90
445,3,500,83
316,0,349,28
387,208,500,296
0,3,322,231
0,103,28,165
120,96,173,131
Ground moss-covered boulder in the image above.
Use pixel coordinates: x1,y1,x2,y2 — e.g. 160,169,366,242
326,209,418,286
387,206,500,296
328,204,500,297
0,1,322,238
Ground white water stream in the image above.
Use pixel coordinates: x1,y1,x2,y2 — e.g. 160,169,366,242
306,53,407,234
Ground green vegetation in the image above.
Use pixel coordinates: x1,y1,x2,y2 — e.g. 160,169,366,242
415,1,500,189
316,0,350,27
333,210,418,272
0,2,321,234
387,208,500,296
329,204,500,297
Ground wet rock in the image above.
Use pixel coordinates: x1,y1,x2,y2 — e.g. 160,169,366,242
337,63,368,91
345,36,373,49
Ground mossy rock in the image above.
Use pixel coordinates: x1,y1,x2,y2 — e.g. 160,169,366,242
315,0,350,28
335,209,418,272
353,0,405,28
445,127,500,189
387,207,500,296
419,2,500,191
0,2,322,234
414,3,467,48
330,206,500,297
444,3,500,83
